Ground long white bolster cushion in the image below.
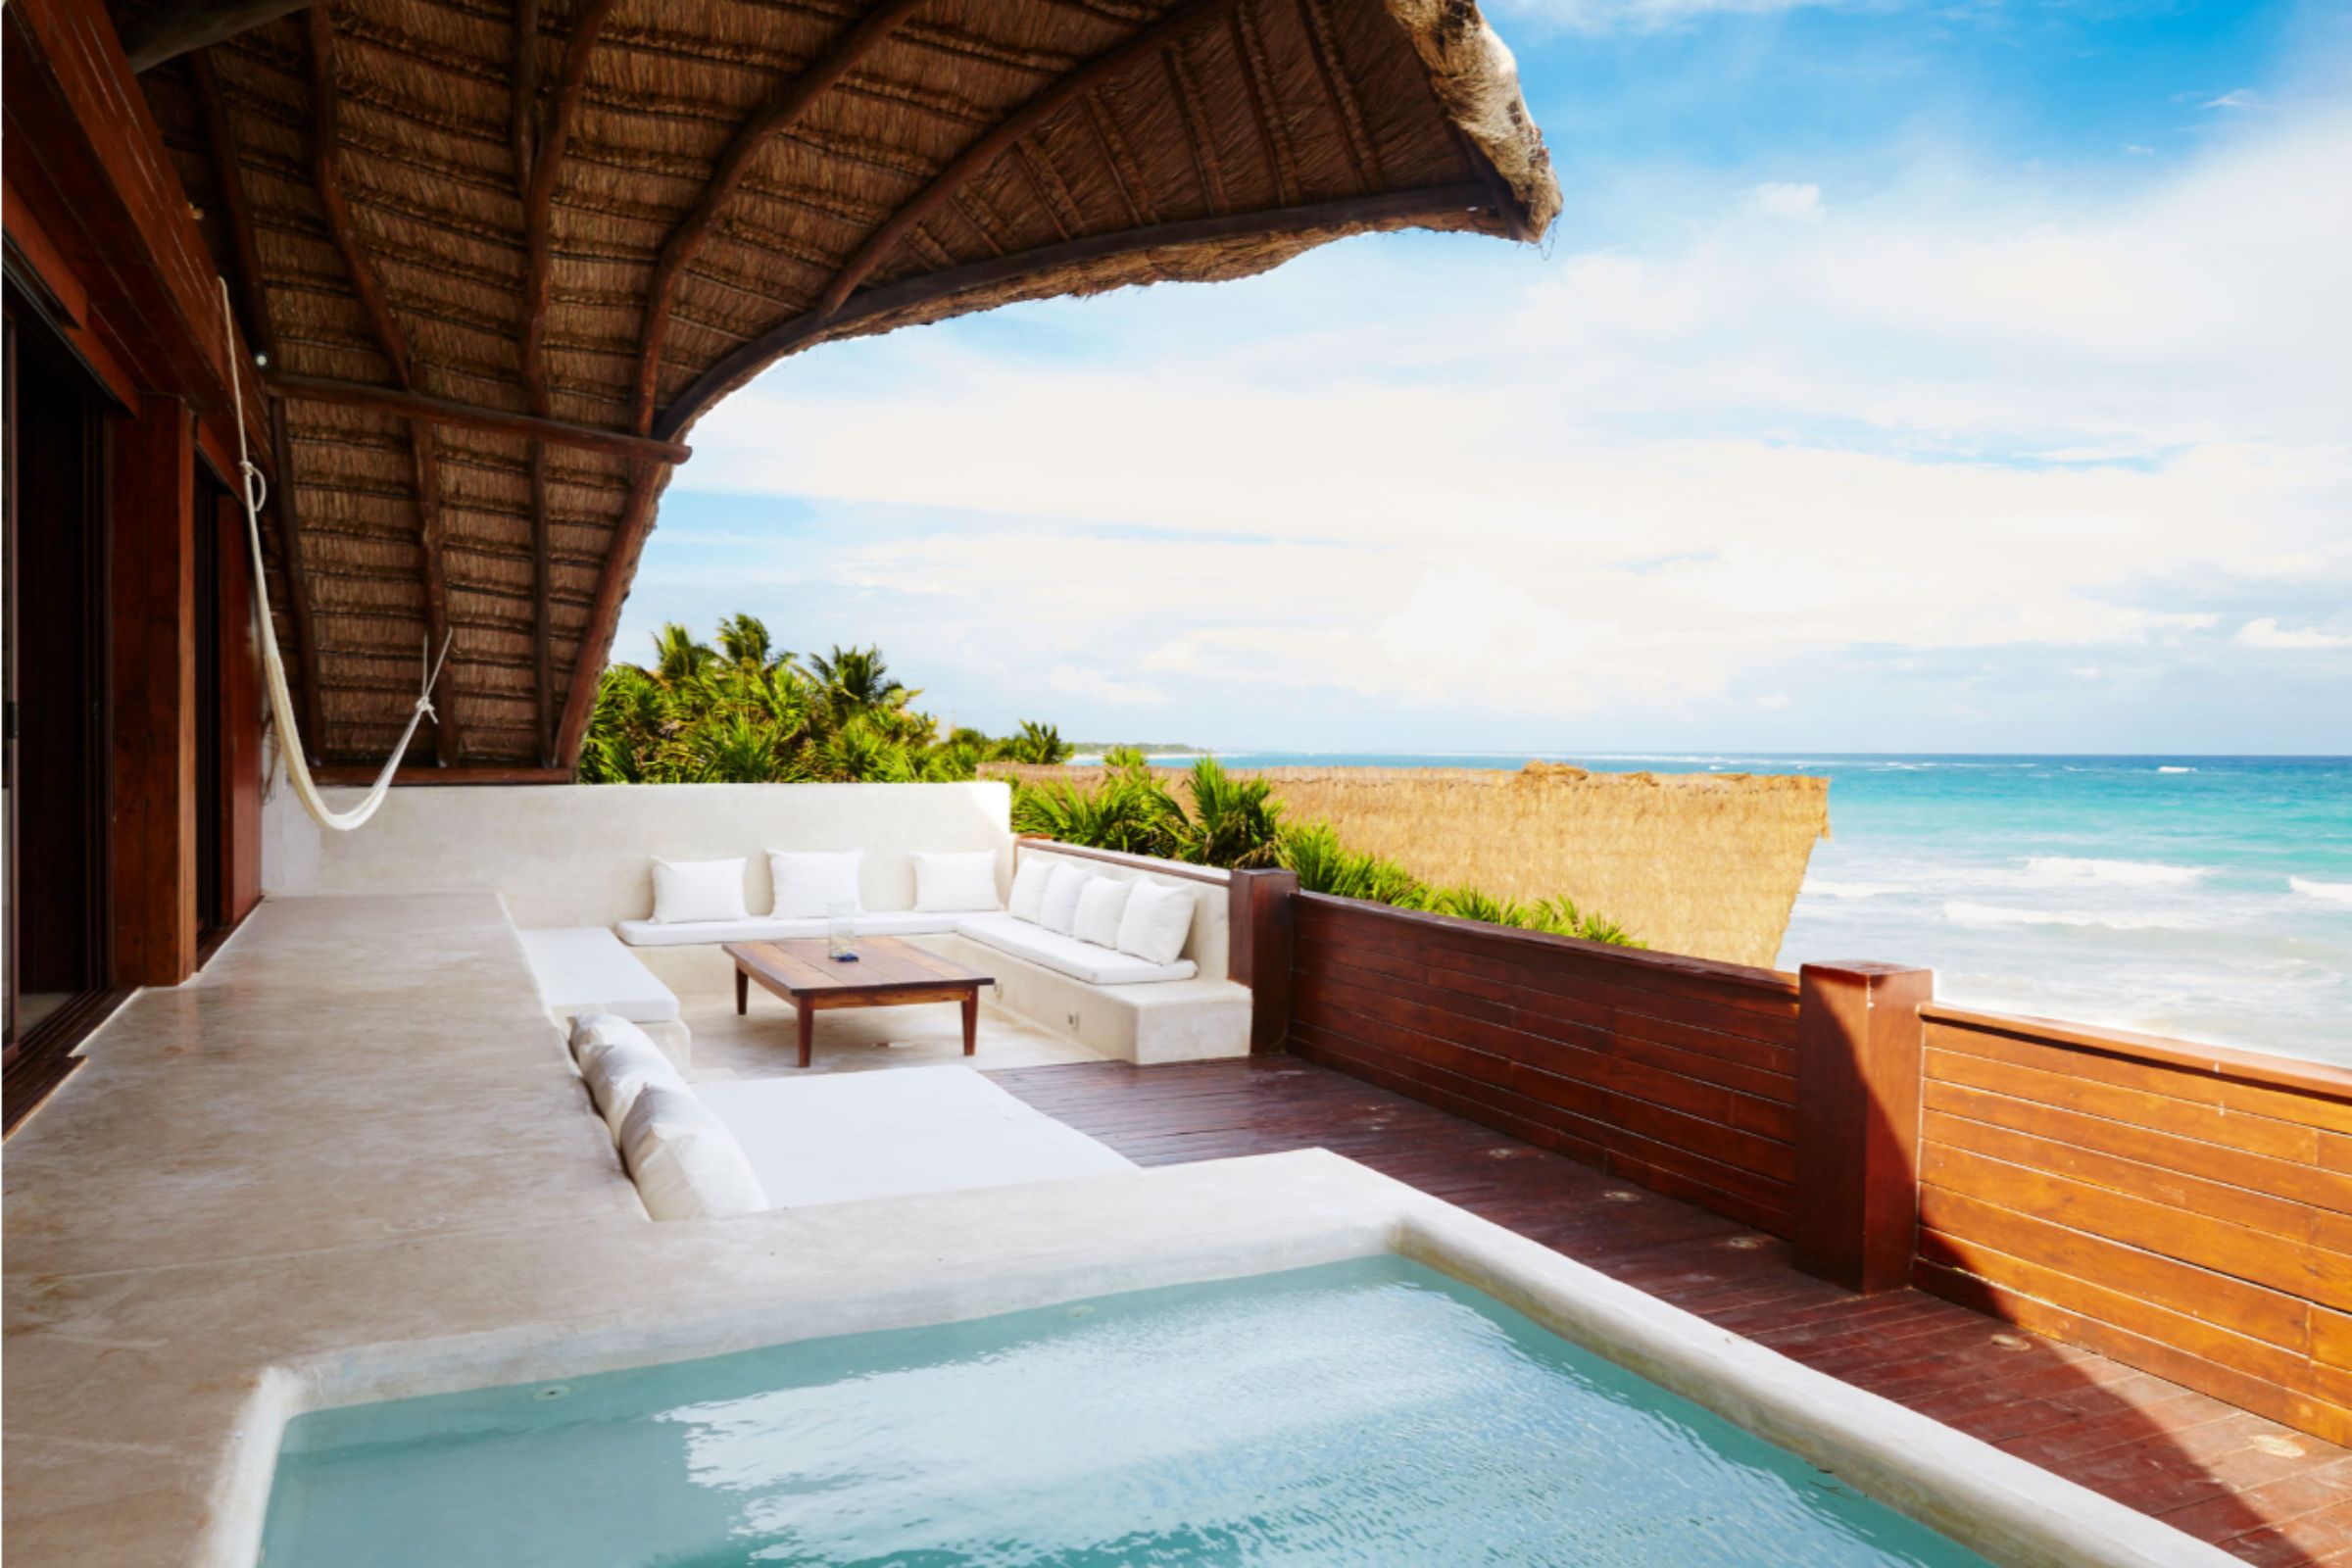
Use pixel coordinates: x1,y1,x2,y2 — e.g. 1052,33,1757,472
582,1037,689,1137
617,1083,769,1222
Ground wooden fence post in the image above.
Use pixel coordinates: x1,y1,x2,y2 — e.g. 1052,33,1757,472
1795,960,1935,1294
1228,867,1298,1053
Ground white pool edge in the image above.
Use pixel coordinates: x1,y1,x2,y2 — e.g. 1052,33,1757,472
206,1150,2230,1568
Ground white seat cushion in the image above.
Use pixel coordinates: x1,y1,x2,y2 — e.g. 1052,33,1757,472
1116,880,1196,966
651,858,748,924
694,1066,1134,1208
614,910,961,948
616,1083,768,1222
769,850,863,918
581,1038,688,1136
956,912,1196,984
518,927,681,1023
912,850,1002,913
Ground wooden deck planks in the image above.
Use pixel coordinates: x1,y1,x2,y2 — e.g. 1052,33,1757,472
988,1054,2352,1567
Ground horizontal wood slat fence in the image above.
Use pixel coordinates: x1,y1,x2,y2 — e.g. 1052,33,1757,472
1271,890,2352,1445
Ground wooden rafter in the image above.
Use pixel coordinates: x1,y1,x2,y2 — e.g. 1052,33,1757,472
628,0,930,436
264,374,695,463
511,0,541,199
120,0,312,73
518,0,622,413
192,47,328,761
1293,0,1379,189
1161,38,1226,216
814,0,1243,318
306,6,459,766
518,0,623,762
1228,7,1296,205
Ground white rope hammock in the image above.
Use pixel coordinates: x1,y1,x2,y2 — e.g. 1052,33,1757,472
220,277,450,832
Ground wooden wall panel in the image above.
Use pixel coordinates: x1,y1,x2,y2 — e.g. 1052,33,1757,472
1915,1004,2352,1446
217,494,263,926
110,393,198,985
1287,894,1801,1236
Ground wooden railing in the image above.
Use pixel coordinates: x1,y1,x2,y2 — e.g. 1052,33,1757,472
1272,892,2352,1444
1285,893,1802,1237
1914,1004,2352,1446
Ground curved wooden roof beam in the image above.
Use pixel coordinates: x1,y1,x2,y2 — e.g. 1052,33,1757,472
629,0,931,436
814,0,1244,318
306,7,461,766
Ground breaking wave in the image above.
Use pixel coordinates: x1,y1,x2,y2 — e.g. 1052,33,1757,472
1944,901,2202,932
2023,857,2205,887
2292,877,2352,906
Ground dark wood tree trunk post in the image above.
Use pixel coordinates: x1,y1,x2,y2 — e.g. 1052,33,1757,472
1794,960,1936,1294
1228,867,1298,1054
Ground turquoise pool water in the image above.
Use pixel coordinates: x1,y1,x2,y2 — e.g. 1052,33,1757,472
260,1257,1988,1567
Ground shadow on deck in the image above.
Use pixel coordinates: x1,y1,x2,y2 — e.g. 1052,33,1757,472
991,1055,2352,1567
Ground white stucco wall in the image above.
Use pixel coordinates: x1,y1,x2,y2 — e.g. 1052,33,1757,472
264,781,1013,929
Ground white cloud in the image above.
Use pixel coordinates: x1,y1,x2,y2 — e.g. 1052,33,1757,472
673,104,2352,732
2205,88,2274,111
2236,617,2352,651
1750,181,1824,220
1047,664,1167,705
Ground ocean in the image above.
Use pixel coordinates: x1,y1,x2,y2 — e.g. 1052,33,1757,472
1131,752,2352,1066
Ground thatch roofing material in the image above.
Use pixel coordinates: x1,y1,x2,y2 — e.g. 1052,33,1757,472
130,0,1559,770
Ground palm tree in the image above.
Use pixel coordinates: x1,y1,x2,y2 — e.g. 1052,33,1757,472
652,622,714,685
716,612,783,671
998,718,1071,765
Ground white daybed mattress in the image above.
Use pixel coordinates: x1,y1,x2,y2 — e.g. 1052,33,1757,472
517,926,680,1023
693,1065,1136,1209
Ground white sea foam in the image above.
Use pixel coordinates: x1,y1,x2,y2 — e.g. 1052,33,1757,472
2157,765,2197,774
2292,877,2352,906
1802,879,1910,899
1944,901,2202,932
2022,857,2205,887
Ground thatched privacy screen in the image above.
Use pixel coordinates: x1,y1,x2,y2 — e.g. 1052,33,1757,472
122,0,1559,772
993,762,1833,967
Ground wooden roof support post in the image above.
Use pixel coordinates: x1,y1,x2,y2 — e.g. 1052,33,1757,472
306,6,459,765
1794,961,1936,1295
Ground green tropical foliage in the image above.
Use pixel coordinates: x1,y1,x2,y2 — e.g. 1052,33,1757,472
578,617,1056,785
585,613,1641,946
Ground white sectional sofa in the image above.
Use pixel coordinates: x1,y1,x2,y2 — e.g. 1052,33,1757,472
610,842,1252,1064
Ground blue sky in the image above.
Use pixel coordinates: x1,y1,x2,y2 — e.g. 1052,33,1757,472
625,0,2351,753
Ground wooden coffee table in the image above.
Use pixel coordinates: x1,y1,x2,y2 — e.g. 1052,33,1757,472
722,937,995,1068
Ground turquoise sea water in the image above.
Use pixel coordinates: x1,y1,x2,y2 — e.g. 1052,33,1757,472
261,1256,1984,1567
1159,753,2352,1064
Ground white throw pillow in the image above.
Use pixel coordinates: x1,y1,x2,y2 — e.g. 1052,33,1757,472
1037,864,1092,935
582,1038,688,1137
617,1084,768,1222
1116,880,1195,965
913,850,1001,913
570,1012,655,1069
1073,876,1135,949
651,858,748,924
1007,858,1054,922
769,850,863,918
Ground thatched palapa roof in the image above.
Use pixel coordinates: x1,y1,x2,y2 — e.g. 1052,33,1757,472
125,0,1559,771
